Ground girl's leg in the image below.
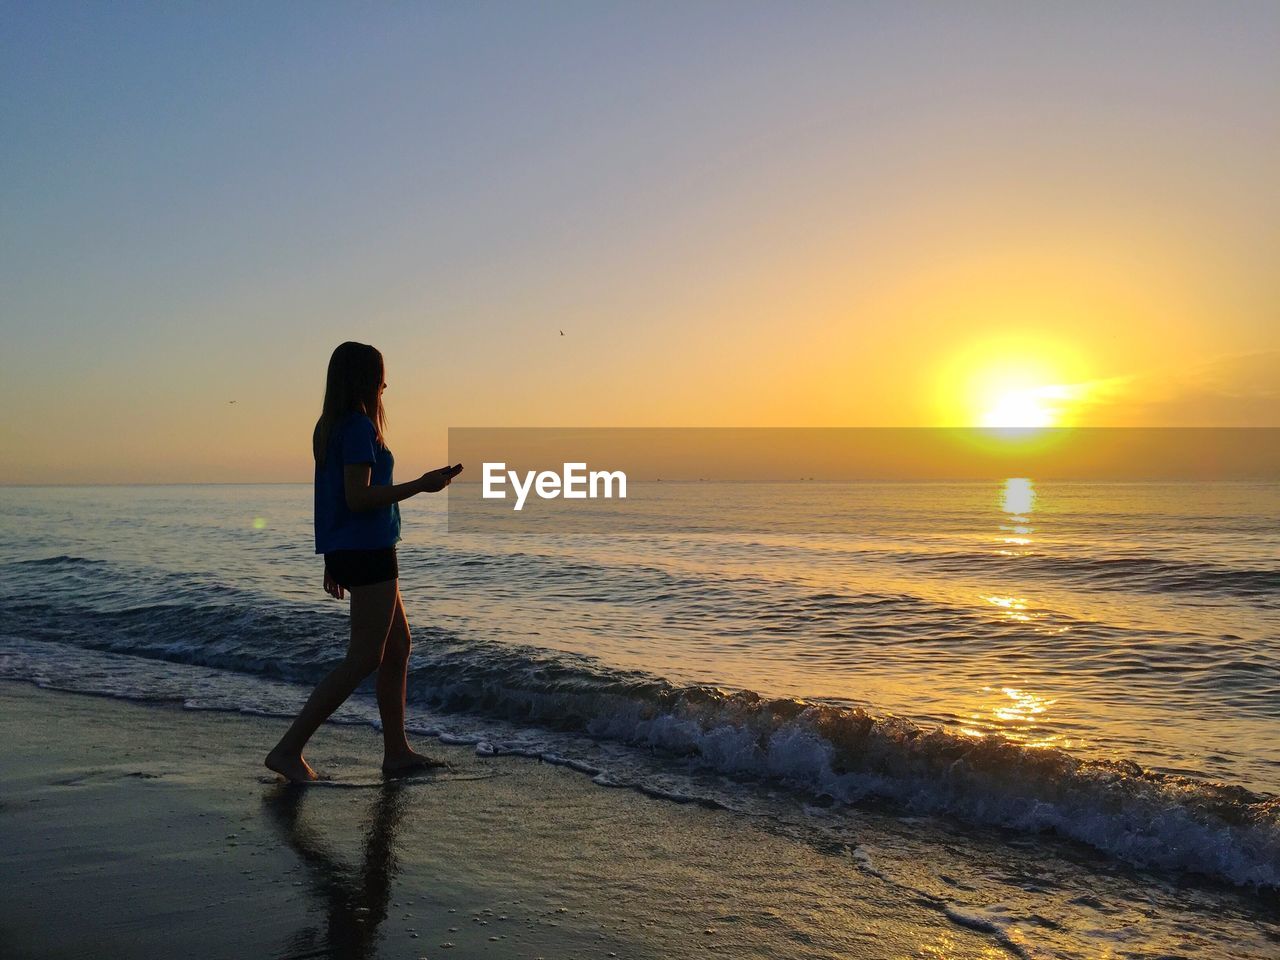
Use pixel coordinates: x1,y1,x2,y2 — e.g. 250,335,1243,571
266,578,399,782
376,589,412,760
378,590,448,775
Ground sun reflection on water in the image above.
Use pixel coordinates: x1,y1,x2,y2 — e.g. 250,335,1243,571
960,686,1066,749
1000,477,1035,516
996,477,1036,550
981,594,1033,622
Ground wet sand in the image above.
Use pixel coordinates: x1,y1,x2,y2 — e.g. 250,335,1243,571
0,680,1001,960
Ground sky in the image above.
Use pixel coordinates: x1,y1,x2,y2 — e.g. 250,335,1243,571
2,1,1278,483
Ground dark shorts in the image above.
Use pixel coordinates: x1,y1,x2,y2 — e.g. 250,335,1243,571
324,547,398,589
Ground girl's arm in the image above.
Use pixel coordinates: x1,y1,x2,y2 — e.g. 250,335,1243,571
344,464,458,512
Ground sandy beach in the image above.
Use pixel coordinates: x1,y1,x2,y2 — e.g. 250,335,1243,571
0,680,1009,960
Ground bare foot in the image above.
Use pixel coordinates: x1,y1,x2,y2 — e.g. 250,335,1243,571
265,748,319,783
382,749,449,777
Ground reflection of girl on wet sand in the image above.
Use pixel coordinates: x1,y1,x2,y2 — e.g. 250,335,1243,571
263,783,409,959
266,341,462,782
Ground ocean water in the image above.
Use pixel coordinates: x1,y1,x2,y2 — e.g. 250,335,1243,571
1,481,1278,955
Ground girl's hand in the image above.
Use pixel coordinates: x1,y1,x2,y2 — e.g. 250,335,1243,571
323,570,345,600
418,463,463,493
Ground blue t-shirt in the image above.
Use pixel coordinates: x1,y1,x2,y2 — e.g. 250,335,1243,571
314,412,402,554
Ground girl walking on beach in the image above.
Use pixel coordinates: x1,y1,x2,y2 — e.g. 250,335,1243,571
265,341,462,783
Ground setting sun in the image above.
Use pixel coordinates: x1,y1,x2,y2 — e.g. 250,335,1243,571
936,334,1094,427
981,387,1059,428
979,382,1088,428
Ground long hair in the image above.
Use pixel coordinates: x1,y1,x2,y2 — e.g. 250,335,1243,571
313,342,387,464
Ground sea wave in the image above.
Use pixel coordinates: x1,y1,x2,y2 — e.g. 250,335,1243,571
891,549,1280,598
3,590,1277,889
400,645,1280,888
16,555,107,566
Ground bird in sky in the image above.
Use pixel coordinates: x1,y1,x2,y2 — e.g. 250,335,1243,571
559,330,564,336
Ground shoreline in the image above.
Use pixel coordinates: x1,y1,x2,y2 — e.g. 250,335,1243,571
0,680,1003,960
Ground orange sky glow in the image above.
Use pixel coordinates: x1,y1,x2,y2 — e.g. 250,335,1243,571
2,5,1277,483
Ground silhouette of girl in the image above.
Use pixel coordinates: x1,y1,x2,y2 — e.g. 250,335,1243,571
266,341,461,782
